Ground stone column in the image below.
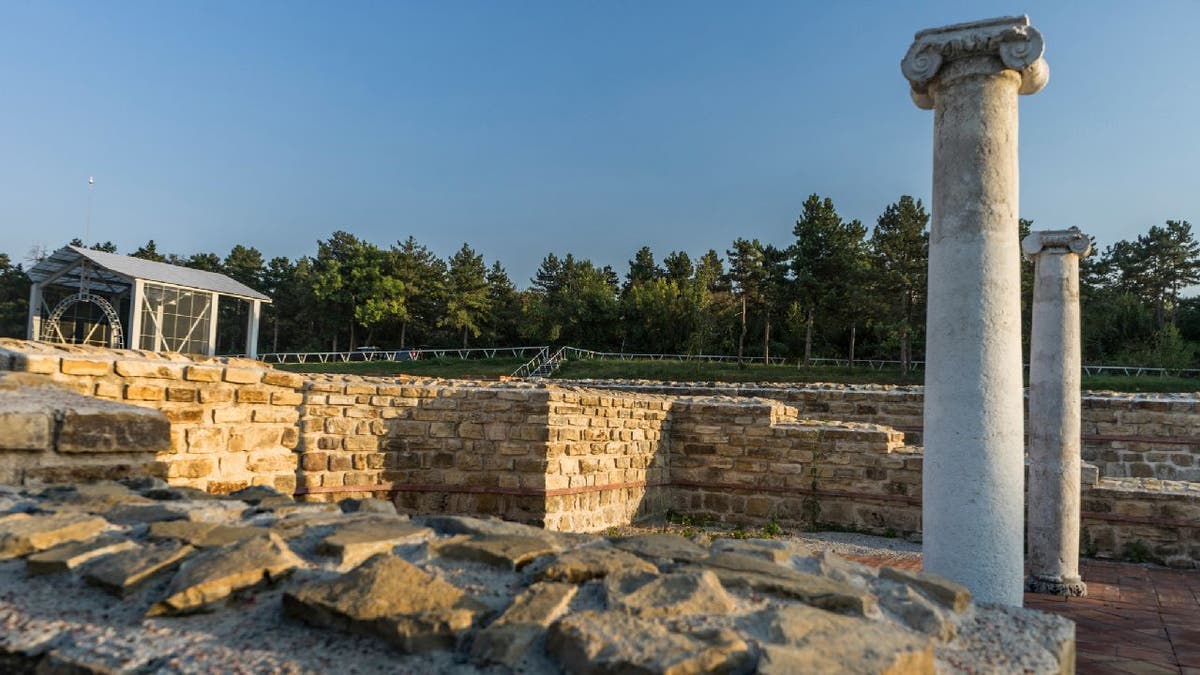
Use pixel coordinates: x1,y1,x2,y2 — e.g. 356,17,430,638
1024,228,1091,596
901,16,1048,605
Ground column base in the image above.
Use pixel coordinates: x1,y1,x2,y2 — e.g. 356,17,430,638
1025,574,1087,597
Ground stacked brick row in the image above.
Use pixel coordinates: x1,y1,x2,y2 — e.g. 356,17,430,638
296,376,553,525
563,380,1200,481
669,397,923,537
0,339,302,493
1081,478,1200,567
542,390,672,532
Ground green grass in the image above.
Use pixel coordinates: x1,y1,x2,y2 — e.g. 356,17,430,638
276,356,1200,392
276,356,527,378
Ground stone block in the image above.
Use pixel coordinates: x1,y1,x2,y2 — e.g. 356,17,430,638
61,358,112,376
184,365,223,382
124,383,166,401
223,367,264,384
114,361,183,379
262,371,305,388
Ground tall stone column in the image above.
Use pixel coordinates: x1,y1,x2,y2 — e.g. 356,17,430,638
902,16,1048,605
1024,228,1091,596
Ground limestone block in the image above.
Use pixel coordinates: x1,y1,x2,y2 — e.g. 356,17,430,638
114,361,183,379
472,582,577,668
282,554,489,652
60,358,112,376
434,535,559,571
25,536,138,575
758,605,934,674
547,611,751,675
539,544,658,583
222,367,263,384
148,532,300,615
0,512,109,559
318,518,433,569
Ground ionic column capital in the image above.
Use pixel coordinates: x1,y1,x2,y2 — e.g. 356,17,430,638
902,15,1049,110
1022,227,1093,260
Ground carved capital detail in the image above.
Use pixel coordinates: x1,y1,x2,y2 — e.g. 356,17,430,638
902,15,1048,109
1022,227,1093,260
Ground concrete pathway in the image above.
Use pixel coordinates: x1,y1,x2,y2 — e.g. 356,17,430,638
848,555,1200,674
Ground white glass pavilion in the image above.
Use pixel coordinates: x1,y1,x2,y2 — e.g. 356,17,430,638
26,245,270,358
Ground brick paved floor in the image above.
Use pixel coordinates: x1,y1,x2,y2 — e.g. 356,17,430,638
847,555,1200,674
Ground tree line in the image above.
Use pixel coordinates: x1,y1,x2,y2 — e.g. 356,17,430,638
1,194,1198,368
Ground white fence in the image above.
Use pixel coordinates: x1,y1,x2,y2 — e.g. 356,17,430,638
248,346,1200,378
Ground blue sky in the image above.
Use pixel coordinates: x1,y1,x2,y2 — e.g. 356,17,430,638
1,1,1197,287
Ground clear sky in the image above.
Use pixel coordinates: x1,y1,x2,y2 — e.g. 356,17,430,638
2,1,1197,287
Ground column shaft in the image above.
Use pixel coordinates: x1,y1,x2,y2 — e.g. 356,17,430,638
923,61,1026,606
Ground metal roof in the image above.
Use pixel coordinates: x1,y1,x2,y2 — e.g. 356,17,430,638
27,245,271,301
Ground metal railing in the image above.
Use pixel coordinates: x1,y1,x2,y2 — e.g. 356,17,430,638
563,347,790,365
510,347,551,378
257,346,546,364
246,345,1200,380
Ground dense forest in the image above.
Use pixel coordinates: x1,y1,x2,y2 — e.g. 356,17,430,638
2,193,1198,369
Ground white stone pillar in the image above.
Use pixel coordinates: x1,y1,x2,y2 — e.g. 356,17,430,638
27,283,42,340
902,16,1049,605
1023,228,1091,596
246,299,262,359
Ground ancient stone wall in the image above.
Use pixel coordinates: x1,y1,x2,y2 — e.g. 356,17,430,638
0,340,1195,565
561,380,1200,481
0,340,302,494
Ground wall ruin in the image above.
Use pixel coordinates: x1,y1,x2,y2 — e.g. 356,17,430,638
0,339,1195,567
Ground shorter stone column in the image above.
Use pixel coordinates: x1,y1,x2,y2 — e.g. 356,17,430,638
1023,227,1091,596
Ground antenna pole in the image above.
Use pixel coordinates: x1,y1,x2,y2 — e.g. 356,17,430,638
85,176,94,243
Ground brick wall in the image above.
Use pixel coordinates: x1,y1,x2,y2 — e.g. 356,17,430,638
0,339,302,493
0,340,1194,566
561,380,1200,481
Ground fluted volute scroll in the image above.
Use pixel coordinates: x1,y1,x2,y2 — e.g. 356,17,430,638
901,15,1048,109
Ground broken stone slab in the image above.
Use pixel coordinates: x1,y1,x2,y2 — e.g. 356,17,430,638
143,486,220,501
105,500,248,526
611,533,709,563
282,554,489,653
414,514,585,547
84,541,195,597
148,532,301,615
809,550,879,588
318,518,433,569
0,374,169,454
434,535,559,571
758,604,935,675
253,502,341,519
699,552,876,617
710,538,813,565
879,567,971,613
471,582,577,669
606,568,736,618
25,535,138,575
0,512,109,559
538,544,657,583
148,520,272,548
339,498,397,515
877,582,955,641
228,485,290,505
39,482,152,513
546,610,752,675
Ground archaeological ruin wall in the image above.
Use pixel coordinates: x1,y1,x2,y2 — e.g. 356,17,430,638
0,339,1195,567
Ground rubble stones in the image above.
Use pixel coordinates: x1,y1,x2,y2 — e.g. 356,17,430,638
761,604,935,674
471,581,577,668
547,610,753,675
339,497,397,515
84,541,195,596
148,520,272,548
25,536,137,575
283,554,489,652
611,532,709,563
880,567,972,613
318,518,433,569
0,512,109,559
434,535,559,571
148,533,301,615
606,568,737,618
538,543,657,582
0,480,1076,673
